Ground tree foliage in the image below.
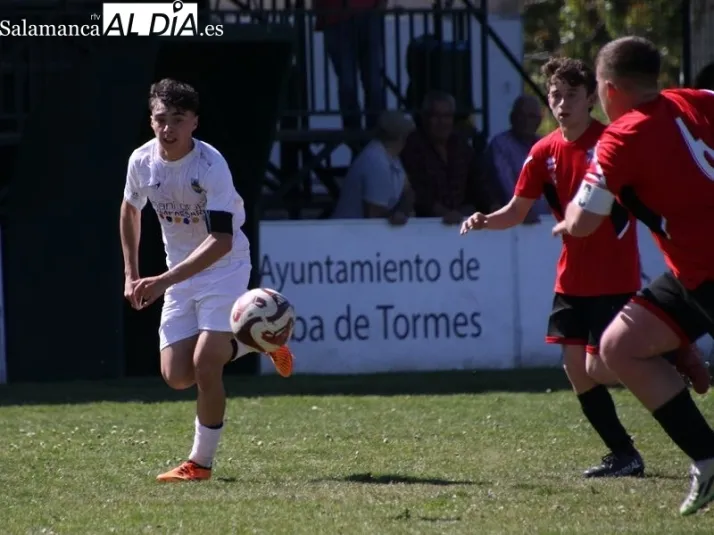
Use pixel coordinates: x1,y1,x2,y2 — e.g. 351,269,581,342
523,0,683,90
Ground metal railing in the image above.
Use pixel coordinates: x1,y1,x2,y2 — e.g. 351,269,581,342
0,4,493,143
218,4,489,131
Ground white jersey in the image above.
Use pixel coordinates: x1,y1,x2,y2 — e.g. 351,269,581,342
123,138,251,284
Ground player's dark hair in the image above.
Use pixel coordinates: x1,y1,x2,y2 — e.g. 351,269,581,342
596,36,660,89
542,57,597,97
149,78,200,115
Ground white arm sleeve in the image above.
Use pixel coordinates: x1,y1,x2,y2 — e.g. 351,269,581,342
123,158,147,210
573,178,615,216
203,162,246,227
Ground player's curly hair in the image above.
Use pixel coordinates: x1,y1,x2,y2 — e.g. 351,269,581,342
149,78,200,114
541,57,597,97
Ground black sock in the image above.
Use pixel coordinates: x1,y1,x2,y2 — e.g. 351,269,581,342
653,388,714,461
578,385,635,455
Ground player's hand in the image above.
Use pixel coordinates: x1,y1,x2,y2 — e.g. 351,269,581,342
552,219,569,237
460,212,487,235
124,277,142,310
442,210,463,226
388,210,408,226
133,275,171,309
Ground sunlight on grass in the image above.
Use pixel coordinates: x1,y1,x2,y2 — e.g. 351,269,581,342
0,371,712,534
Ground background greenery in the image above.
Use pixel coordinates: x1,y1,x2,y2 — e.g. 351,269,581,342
521,0,683,133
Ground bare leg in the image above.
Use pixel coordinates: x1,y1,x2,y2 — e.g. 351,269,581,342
188,330,234,468
599,303,714,514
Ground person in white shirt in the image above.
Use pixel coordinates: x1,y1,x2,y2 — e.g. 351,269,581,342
332,110,415,223
119,79,293,483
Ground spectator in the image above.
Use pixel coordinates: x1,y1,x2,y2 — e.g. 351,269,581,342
401,90,495,226
332,110,415,224
315,0,385,131
484,95,549,223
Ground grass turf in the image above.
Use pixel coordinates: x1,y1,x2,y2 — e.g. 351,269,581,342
1,369,712,534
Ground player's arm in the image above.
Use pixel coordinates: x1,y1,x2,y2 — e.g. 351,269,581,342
162,231,232,286
463,151,543,233
559,180,613,237
557,134,625,237
159,164,235,287
120,201,142,280
120,159,147,281
482,196,536,229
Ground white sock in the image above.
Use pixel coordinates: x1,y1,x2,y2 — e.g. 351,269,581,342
234,339,262,359
188,416,223,468
235,340,254,359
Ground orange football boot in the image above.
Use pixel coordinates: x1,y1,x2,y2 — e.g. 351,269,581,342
156,460,212,482
268,345,294,377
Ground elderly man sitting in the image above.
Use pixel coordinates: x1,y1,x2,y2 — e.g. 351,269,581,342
332,110,416,225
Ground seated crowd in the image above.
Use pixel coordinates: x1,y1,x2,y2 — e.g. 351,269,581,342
332,90,548,226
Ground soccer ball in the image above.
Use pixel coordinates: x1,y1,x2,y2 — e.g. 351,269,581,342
229,288,295,353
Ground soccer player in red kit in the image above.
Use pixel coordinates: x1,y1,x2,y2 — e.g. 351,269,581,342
462,57,645,477
555,36,714,515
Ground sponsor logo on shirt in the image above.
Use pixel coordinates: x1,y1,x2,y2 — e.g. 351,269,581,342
190,178,204,194
154,200,205,225
547,156,557,184
586,148,595,164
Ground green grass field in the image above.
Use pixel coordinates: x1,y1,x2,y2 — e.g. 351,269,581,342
1,370,713,535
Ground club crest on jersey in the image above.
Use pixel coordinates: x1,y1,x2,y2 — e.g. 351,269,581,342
190,179,204,194
546,156,557,184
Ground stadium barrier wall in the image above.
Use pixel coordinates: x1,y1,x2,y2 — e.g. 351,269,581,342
258,216,714,375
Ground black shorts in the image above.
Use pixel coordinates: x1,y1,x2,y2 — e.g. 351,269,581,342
632,271,714,343
547,293,634,354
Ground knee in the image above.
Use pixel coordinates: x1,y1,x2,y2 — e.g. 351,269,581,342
598,329,624,371
562,359,582,379
586,354,619,387
193,356,224,390
192,332,233,389
161,366,195,390
584,354,599,378
562,350,586,376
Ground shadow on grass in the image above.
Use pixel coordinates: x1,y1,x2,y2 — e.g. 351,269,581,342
511,481,570,496
392,509,462,522
316,472,483,486
0,368,572,407
416,515,462,523
643,472,684,481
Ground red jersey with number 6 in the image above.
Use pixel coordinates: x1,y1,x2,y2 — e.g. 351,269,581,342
515,120,641,296
585,89,714,289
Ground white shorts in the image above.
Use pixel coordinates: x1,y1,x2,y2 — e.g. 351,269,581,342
158,262,251,350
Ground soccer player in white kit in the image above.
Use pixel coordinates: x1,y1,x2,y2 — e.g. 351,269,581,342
119,79,293,482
